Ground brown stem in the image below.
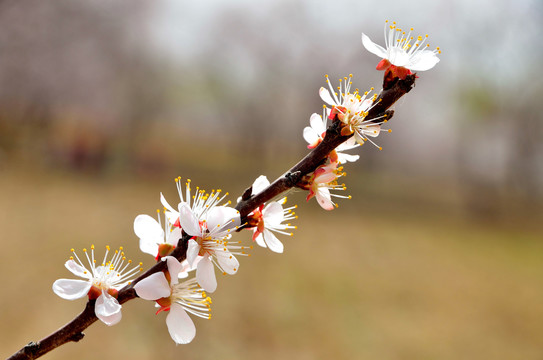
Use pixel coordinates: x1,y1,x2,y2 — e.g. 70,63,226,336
7,74,415,360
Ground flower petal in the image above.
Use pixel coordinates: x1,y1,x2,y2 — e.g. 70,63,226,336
52,279,91,300
206,206,240,234
262,202,284,226
319,87,336,106
337,153,360,163
216,250,239,275
251,175,270,195
166,227,182,246
254,231,267,248
196,257,217,293
303,126,319,146
316,188,335,211
134,272,171,300
160,193,178,216
361,33,387,58
134,214,163,255
309,113,326,134
64,259,90,279
165,256,183,285
95,292,122,326
408,50,440,71
166,303,196,344
139,239,159,257
186,239,201,268
178,203,201,237
263,228,284,253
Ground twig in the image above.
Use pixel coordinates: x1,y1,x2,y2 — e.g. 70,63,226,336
7,74,416,360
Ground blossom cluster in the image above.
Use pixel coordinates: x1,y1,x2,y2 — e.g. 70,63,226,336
51,21,439,346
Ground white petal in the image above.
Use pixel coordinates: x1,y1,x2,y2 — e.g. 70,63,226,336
134,214,164,240
134,272,171,300
364,125,381,137
196,257,217,293
337,153,360,163
207,206,240,234
166,227,182,246
353,131,366,146
408,50,440,71
262,202,284,226
134,215,164,255
139,239,159,257
337,137,358,151
319,87,336,106
186,239,201,268
388,47,410,67
64,260,90,279
178,258,199,279
165,256,183,285
178,203,201,236
166,303,196,345
361,33,387,58
254,231,267,248
309,113,326,134
251,175,270,195
216,250,239,275
160,193,177,216
263,228,284,253
52,279,91,300
95,292,122,326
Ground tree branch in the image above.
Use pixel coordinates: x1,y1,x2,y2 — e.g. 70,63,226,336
7,74,415,360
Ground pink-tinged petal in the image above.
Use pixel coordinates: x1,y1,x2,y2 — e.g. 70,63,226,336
309,113,326,134
166,303,196,345
186,239,200,268
303,126,319,146
64,259,90,279
95,292,122,326
316,188,335,211
134,272,171,300
408,50,440,71
216,250,239,275
263,229,284,253
254,231,266,248
361,33,387,58
178,203,201,236
251,175,270,195
314,170,337,184
262,202,284,226
165,256,183,285
166,227,182,246
52,279,91,300
98,309,122,326
319,87,336,106
197,257,217,293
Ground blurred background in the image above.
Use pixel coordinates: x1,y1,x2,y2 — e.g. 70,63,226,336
1,0,542,359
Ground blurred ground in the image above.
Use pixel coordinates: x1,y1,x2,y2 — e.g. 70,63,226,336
1,165,542,360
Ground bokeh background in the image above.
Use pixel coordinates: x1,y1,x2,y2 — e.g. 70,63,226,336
1,0,542,359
